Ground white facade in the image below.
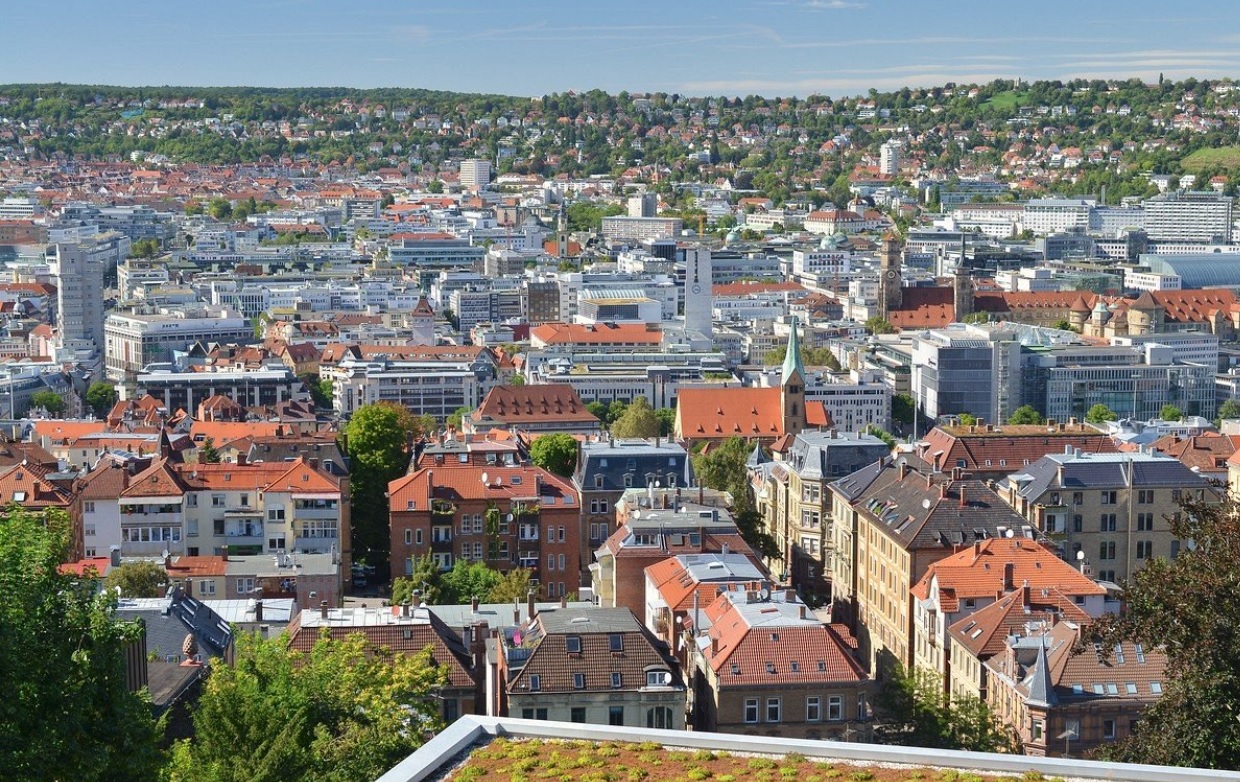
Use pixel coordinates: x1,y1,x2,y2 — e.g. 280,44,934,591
1021,198,1093,235
104,308,252,383
1123,269,1181,291
53,233,130,353
1142,191,1232,243
459,159,493,190
683,247,713,337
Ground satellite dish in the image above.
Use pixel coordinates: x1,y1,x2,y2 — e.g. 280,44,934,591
759,587,772,601
632,510,640,519
161,548,170,560
481,472,489,485
506,513,514,523
1006,529,1016,538
921,499,931,510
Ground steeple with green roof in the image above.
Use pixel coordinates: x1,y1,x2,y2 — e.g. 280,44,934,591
781,316,805,386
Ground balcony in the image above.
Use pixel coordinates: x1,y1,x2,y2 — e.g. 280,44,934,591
431,500,458,517
120,507,182,524
215,519,264,539
293,507,338,521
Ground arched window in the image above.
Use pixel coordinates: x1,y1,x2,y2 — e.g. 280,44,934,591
646,707,674,729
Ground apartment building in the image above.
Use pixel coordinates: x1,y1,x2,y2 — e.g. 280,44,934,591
118,457,350,572
501,606,685,729
909,538,1107,693
51,232,130,354
756,430,889,597
829,457,1027,675
998,451,1220,584
692,587,871,739
600,216,682,242
914,419,1118,479
328,356,485,420
388,457,582,598
573,438,690,583
1142,191,1232,243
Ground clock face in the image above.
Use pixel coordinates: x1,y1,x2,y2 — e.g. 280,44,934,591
691,284,702,295
886,270,897,280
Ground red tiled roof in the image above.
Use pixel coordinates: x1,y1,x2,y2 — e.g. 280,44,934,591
473,384,598,426
675,387,784,439
887,286,955,329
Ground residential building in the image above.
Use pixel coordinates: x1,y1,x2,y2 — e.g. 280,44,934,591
914,420,1118,479
1142,191,1232,243
985,620,1168,757
829,457,1028,674
998,451,1221,584
573,437,690,583
756,430,889,598
600,216,682,242
500,606,685,729
643,552,769,664
388,458,582,598
691,586,871,739
909,538,1107,692
104,307,253,384
459,159,493,191
52,233,130,355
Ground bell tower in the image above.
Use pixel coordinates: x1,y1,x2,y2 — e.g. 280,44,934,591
878,232,903,320
781,317,807,437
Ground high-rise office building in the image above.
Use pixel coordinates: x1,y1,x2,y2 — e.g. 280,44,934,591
459,159,492,190
683,246,713,337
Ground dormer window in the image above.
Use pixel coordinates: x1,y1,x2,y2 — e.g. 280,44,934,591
566,636,582,654
529,674,541,691
609,634,624,652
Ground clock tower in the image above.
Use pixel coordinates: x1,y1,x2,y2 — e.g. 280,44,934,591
878,232,903,321
683,246,713,337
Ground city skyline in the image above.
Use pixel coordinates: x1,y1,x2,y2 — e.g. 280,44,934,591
6,1,1240,98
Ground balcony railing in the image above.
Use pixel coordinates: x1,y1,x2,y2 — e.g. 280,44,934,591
431,500,458,516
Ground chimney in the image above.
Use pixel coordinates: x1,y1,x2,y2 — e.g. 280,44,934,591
254,599,263,623
526,588,536,622
1046,418,1056,427
183,578,193,598
513,599,521,626
959,486,967,508
1004,562,1015,591
784,589,796,602
799,604,808,619
710,636,719,655
109,545,122,568
222,545,230,562
939,483,947,499
977,418,985,429
471,595,480,613
237,452,247,466
952,467,963,481
898,461,909,480
162,551,171,570
319,601,329,620
411,590,422,609
1069,416,1078,426
560,593,567,609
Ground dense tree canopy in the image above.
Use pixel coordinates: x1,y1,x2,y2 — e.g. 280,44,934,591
610,396,660,439
692,437,780,561
1008,405,1044,425
345,403,419,568
528,432,578,478
0,509,164,781
30,390,64,415
875,664,1013,753
1092,496,1240,767
85,381,118,418
1086,403,1118,424
105,561,169,598
166,629,447,782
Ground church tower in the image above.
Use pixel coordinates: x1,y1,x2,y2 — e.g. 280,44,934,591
878,233,903,320
953,264,975,321
780,317,807,437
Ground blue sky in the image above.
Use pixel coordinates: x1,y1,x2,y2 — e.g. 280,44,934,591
6,1,1240,98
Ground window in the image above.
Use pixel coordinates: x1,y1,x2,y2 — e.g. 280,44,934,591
766,698,781,723
647,670,670,686
608,706,624,726
521,708,549,721
443,699,459,723
1100,491,1117,505
1137,540,1153,559
573,673,586,690
1072,492,1084,505
1138,489,1154,504
594,475,604,489
1099,541,1116,560
529,674,541,692
566,636,582,654
415,529,424,545
235,577,255,594
611,672,622,689
570,707,586,723
1073,514,1083,532
1137,512,1155,531
744,698,759,724
198,579,216,596
807,696,821,722
1104,719,1117,739
609,634,624,652
84,501,96,513
212,494,225,507
267,535,286,551
1100,513,1117,532
1150,681,1162,694
1032,719,1044,741
647,707,674,729
404,529,413,545
1126,682,1138,694
828,695,844,721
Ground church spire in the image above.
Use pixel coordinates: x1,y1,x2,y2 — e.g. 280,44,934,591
781,316,805,385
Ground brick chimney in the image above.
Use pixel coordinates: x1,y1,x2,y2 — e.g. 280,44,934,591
959,486,967,508
1004,562,1015,591
526,588,536,622
319,601,329,620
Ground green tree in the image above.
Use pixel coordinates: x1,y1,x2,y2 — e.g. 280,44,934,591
529,432,578,478
438,560,503,604
875,664,1013,752
1086,403,1118,424
446,406,472,429
0,508,164,780
605,399,628,426
865,424,898,449
486,568,538,603
961,311,989,324
30,389,65,415
1091,494,1240,767
585,400,607,421
508,373,525,386
692,436,781,561
198,437,221,464
85,381,118,418
129,237,160,258
891,394,916,426
865,316,897,335
346,403,419,569
185,200,204,216
1050,318,1079,333
426,179,444,194
1216,398,1240,423
610,396,660,439
654,407,677,437
207,197,233,221
956,413,977,427
391,554,442,605
298,374,330,409
165,629,447,782
1161,403,1183,422
104,561,170,597
1008,405,1044,425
